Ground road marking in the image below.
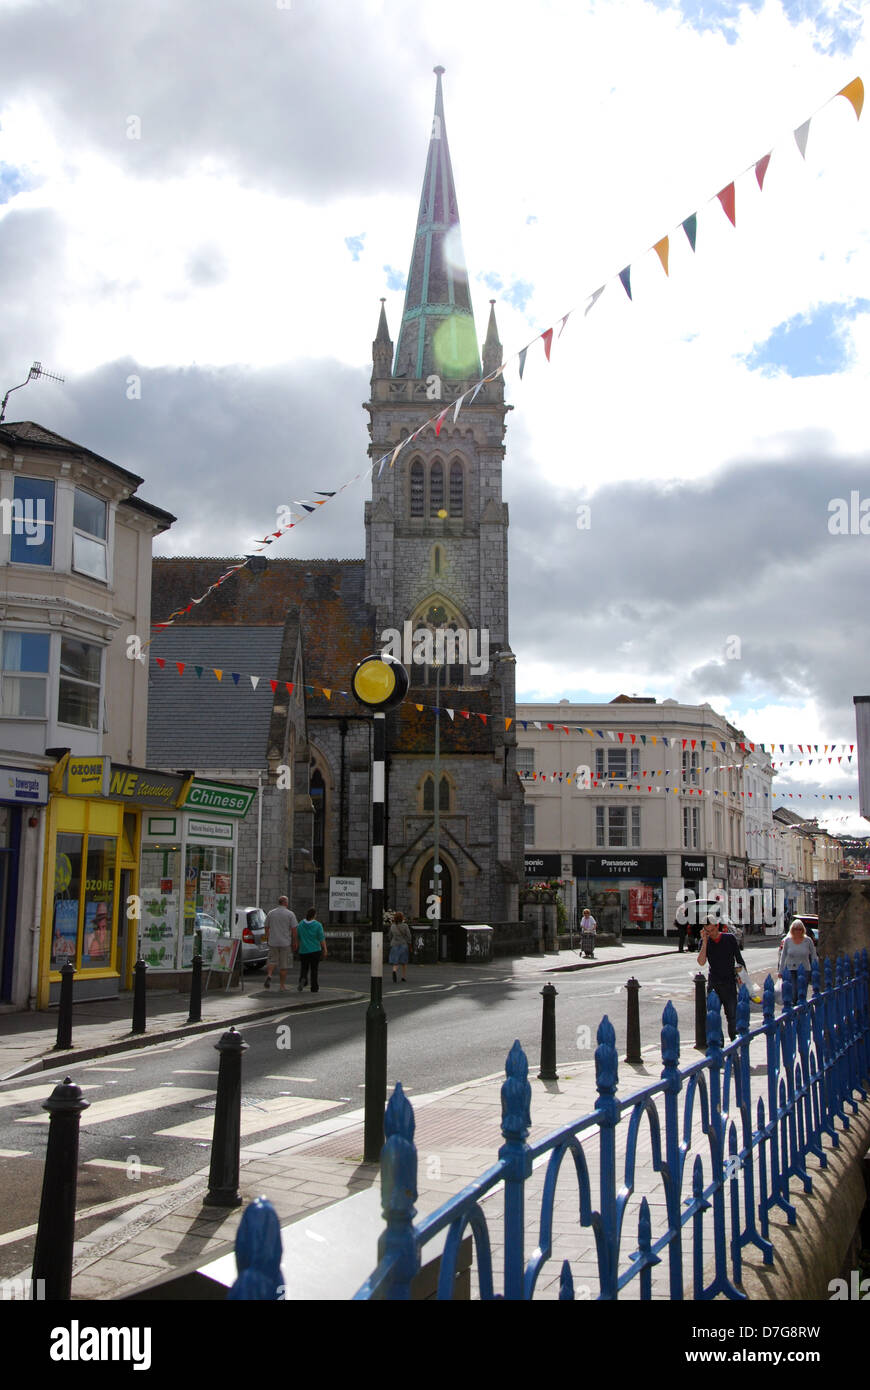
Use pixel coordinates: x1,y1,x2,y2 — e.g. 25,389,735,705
172,1069,219,1075
0,1148,30,1158
156,1095,340,1140
84,1159,164,1174
0,1083,101,1109
265,1075,317,1082
16,1086,213,1126
0,1182,181,1249
83,1066,136,1072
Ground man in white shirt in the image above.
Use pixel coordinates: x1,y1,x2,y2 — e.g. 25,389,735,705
263,895,299,992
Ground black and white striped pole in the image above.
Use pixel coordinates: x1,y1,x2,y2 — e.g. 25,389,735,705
352,653,408,1163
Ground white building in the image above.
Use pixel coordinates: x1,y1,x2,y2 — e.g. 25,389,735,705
516,696,749,940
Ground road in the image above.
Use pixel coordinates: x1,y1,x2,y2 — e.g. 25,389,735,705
0,941,780,1283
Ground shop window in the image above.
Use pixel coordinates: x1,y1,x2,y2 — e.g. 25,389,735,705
1,630,49,718
58,637,102,729
140,844,182,969
72,487,108,582
51,830,118,971
182,844,233,968
9,477,54,567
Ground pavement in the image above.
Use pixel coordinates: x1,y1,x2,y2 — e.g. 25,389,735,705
5,937,816,1301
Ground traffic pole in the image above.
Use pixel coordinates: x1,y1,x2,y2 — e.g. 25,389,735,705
538,983,558,1080
624,977,642,1063
694,972,707,1051
54,960,75,1051
364,710,388,1163
31,1077,90,1299
204,1027,248,1207
131,956,147,1034
187,950,203,1023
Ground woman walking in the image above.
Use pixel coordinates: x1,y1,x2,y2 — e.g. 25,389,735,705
778,918,818,998
296,907,327,993
388,910,412,984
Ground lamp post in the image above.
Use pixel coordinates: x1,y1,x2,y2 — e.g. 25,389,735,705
432,658,442,928
352,653,409,1163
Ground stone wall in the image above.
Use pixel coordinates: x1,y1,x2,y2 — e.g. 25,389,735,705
817,880,870,961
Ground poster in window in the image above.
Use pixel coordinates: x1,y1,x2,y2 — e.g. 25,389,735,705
629,886,654,922
83,900,111,966
51,899,78,967
141,890,178,969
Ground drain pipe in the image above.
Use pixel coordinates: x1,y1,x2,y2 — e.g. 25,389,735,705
29,804,48,1010
255,771,263,908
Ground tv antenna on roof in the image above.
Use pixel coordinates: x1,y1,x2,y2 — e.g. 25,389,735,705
0,361,65,424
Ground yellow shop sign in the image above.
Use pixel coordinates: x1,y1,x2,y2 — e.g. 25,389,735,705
67,756,109,796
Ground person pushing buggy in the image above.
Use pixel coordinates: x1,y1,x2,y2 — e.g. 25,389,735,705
579,906,598,959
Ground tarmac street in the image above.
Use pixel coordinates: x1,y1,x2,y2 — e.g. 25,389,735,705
0,940,786,1297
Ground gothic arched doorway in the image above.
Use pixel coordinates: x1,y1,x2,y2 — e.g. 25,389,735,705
419,856,454,922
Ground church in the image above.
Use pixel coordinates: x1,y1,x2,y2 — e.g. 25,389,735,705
148,70,526,933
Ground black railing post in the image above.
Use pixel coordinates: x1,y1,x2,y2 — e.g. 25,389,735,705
131,956,147,1034
538,983,558,1080
187,951,203,1024
54,960,75,1051
204,1026,248,1207
624,977,642,1063
694,972,707,1051
31,1077,90,1300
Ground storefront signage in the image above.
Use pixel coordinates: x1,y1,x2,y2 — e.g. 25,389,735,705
107,766,188,808
183,780,255,819
0,767,48,804
147,817,177,837
524,854,562,878
681,856,708,880
67,756,109,797
329,877,361,910
713,856,728,880
573,855,667,878
187,818,234,841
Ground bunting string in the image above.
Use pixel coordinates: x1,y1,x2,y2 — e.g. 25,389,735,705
146,78,864,639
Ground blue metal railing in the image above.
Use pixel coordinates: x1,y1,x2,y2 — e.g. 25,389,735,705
349,949,869,1301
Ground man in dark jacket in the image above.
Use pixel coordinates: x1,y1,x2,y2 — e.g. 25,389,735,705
697,917,746,1042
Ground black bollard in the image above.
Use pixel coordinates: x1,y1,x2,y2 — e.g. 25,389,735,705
204,1027,249,1207
538,983,559,1080
187,951,203,1024
624,977,642,1063
131,956,147,1034
54,960,75,1051
31,1077,90,1299
694,972,707,1051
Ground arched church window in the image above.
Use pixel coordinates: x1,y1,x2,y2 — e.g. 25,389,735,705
449,461,464,517
421,773,451,812
430,460,444,515
432,545,441,577
310,767,325,884
410,459,424,517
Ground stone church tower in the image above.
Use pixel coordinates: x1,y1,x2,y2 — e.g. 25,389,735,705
365,68,524,925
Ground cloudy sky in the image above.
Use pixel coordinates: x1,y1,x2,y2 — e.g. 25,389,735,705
1,0,868,822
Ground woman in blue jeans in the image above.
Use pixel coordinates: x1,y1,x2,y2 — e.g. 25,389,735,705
296,908,327,992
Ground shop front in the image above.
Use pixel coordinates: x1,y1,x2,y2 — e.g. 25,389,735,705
40,757,193,1006
139,779,255,982
572,854,667,937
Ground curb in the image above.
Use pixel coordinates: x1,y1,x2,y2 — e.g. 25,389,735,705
0,990,368,1081
546,949,681,973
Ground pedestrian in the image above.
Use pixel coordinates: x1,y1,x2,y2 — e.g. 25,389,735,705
579,906,597,959
674,911,687,953
778,918,818,998
696,914,746,1042
296,907,327,993
388,910,412,984
263,894,298,992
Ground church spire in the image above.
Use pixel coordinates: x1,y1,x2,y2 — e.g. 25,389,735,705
372,298,393,380
482,299,502,375
393,67,481,382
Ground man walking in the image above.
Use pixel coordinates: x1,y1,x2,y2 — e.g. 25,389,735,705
264,894,298,993
674,910,687,953
696,914,746,1042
